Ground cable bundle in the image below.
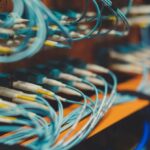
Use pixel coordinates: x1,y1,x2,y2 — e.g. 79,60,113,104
109,26,150,101
0,0,131,63
0,93,54,148
0,59,118,149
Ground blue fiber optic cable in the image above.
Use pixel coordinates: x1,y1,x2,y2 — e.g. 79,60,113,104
135,122,150,150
